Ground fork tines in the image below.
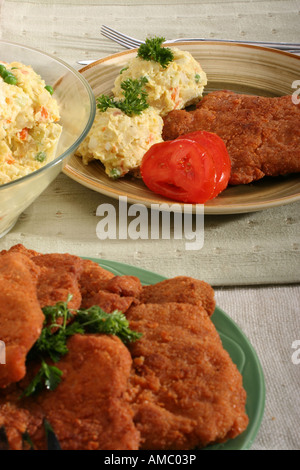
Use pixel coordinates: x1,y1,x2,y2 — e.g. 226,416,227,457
101,24,143,49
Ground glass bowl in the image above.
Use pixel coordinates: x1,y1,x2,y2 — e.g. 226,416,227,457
0,40,96,237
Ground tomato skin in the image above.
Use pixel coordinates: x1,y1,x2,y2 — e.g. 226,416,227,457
140,139,217,203
176,130,231,198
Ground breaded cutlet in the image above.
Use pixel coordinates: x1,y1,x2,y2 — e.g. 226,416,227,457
0,335,140,450
139,276,216,317
31,334,140,450
0,252,44,388
162,90,300,185
127,302,248,450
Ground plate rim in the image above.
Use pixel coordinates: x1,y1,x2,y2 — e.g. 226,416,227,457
86,256,266,450
63,163,300,214
63,42,300,215
78,40,300,71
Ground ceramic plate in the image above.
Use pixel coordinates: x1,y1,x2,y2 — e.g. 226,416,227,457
63,43,300,214
89,257,265,450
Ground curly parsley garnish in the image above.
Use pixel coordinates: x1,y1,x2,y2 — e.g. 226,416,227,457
137,36,174,69
22,295,142,397
97,76,149,116
22,360,63,397
119,66,128,74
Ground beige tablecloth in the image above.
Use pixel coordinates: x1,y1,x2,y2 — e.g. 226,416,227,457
0,0,299,451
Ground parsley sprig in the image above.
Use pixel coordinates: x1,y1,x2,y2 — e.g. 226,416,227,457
97,76,149,116
23,360,63,397
137,36,174,68
22,295,142,397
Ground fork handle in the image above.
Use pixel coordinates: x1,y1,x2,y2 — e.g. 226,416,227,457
166,38,300,50
78,46,300,65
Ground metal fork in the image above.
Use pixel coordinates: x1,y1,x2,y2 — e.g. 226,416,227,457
100,24,300,50
77,25,300,65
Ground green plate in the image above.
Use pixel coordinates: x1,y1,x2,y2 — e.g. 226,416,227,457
88,258,266,451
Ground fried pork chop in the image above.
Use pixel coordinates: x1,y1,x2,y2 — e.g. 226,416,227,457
162,90,300,185
79,259,141,313
139,276,216,317
80,273,142,312
0,243,39,258
32,253,84,310
0,244,248,450
0,335,140,450
0,244,137,315
127,302,248,450
0,253,44,388
79,258,115,299
31,334,140,450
